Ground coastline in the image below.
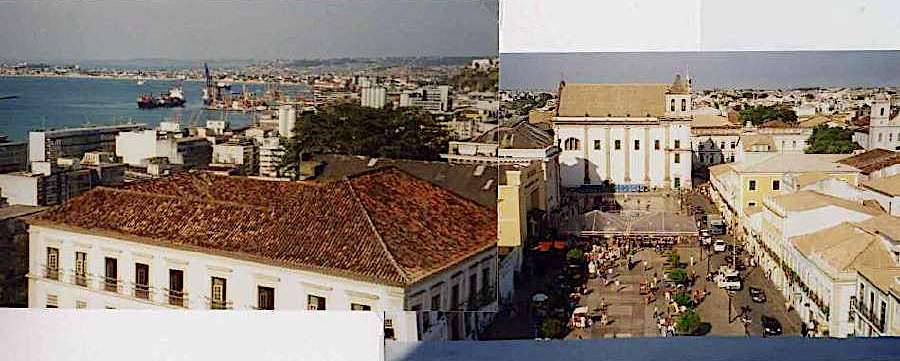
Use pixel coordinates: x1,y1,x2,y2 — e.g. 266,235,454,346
0,73,308,86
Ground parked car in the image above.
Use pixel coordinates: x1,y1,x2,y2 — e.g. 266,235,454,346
749,287,767,303
713,239,727,252
761,315,782,336
718,275,742,290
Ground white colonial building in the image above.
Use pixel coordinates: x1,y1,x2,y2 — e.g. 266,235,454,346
26,169,498,341
553,75,693,190
855,94,900,151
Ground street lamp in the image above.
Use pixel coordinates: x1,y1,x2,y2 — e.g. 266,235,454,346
727,290,736,323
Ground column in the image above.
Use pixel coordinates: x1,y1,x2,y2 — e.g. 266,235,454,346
624,127,631,182
604,127,611,181
664,124,671,185
643,127,651,183
583,126,590,184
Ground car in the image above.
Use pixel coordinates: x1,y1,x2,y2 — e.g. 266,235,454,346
761,315,782,336
713,239,727,252
749,287,767,303
718,275,742,290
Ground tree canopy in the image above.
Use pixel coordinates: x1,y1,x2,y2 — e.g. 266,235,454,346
278,103,451,178
676,309,702,335
738,105,797,125
804,125,861,154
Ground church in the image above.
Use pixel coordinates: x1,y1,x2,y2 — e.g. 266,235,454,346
553,75,694,190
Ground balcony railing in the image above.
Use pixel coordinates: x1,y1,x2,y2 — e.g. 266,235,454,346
43,265,60,281
207,298,233,310
70,270,90,287
133,283,151,300
164,289,188,308
853,299,885,333
102,276,122,293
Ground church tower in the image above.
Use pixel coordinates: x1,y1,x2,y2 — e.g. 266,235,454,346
871,93,891,127
665,74,692,118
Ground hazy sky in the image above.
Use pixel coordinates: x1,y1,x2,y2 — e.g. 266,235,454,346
0,1,498,61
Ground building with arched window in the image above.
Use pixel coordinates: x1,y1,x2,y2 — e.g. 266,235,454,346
553,74,693,190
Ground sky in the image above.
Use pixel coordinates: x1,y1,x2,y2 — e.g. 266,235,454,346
0,0,498,62
501,51,900,90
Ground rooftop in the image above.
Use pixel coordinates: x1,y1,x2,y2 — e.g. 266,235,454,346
863,173,900,197
838,149,900,175
731,153,857,174
771,190,883,216
27,169,497,287
556,83,669,118
475,119,554,149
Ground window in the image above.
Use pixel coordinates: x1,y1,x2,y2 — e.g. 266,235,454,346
104,257,118,292
674,153,680,164
614,140,621,150
431,293,441,311
351,303,372,311
384,319,396,340
654,140,660,150
880,301,887,326
211,277,228,309
879,133,883,142
698,143,704,150
730,142,736,149
720,141,725,149
482,268,491,292
564,137,581,150
674,177,681,189
308,295,326,310
134,263,150,299
670,99,675,112
729,155,734,162
46,294,58,309
257,286,275,310
792,140,797,149
748,202,756,207
749,180,757,191
169,270,185,307
76,300,87,309
593,140,601,150
469,273,478,298
681,99,687,111
882,108,886,117
674,140,681,149
772,180,780,191
634,140,640,150
46,247,59,280
75,252,87,287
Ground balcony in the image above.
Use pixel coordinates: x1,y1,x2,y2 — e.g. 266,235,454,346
70,270,89,287
102,276,122,293
165,289,189,308
43,265,60,281
852,298,885,334
132,283,151,300
207,298,233,310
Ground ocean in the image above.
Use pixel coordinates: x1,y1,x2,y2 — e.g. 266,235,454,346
0,76,309,141
500,51,900,91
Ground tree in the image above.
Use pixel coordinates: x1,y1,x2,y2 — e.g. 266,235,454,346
669,268,688,285
674,291,693,308
540,318,564,338
805,125,862,154
738,105,797,125
566,248,584,264
667,253,681,268
278,103,452,179
676,309,702,335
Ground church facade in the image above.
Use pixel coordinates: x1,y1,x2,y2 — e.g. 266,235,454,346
553,75,694,190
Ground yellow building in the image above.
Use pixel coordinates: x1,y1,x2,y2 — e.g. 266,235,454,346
709,153,861,226
497,161,546,249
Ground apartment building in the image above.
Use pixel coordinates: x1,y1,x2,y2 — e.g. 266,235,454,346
29,124,146,163
25,168,497,341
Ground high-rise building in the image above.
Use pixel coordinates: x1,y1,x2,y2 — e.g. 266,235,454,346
361,87,387,109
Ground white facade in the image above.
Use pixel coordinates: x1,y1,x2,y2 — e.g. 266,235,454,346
555,120,692,189
277,105,297,138
865,95,900,151
361,87,387,109
259,136,286,178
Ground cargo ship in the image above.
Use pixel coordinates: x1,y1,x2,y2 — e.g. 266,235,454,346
137,87,186,109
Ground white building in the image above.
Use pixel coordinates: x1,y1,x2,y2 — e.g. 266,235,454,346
259,136,285,178
26,169,498,341
277,105,297,138
361,87,387,109
400,86,451,113
29,124,146,163
553,75,693,190
115,130,212,169
212,137,259,175
856,94,900,151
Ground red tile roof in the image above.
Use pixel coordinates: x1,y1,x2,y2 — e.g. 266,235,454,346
27,168,497,287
